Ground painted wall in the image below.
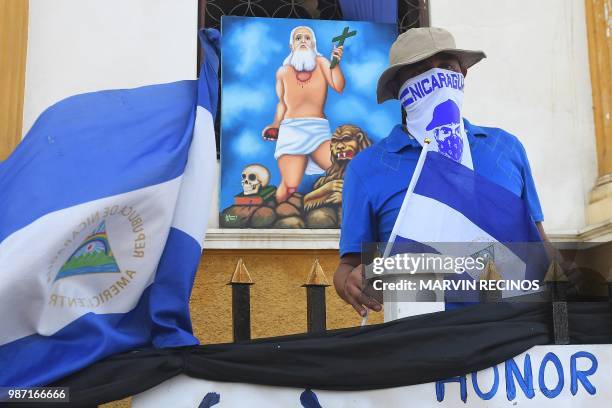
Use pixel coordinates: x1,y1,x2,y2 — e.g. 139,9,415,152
22,0,197,135
430,0,598,233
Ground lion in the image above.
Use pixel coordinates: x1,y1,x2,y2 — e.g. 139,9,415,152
303,124,372,213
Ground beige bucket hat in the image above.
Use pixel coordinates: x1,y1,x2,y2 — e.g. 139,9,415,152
377,27,486,103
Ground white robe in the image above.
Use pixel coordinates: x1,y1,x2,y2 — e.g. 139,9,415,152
274,117,330,175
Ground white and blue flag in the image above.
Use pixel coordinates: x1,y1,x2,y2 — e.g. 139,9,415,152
388,150,544,296
0,29,220,387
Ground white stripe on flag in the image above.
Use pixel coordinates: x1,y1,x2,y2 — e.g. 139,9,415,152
0,177,181,346
397,194,526,283
397,194,495,246
171,106,216,247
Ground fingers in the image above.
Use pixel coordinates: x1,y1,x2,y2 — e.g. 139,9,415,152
344,266,382,317
346,295,366,317
345,288,382,317
332,46,343,60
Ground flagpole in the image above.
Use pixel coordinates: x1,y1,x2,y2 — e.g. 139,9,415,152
361,138,431,327
382,138,431,258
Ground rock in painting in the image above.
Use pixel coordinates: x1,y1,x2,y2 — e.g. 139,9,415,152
276,202,301,218
273,216,305,229
250,206,277,228
305,207,338,228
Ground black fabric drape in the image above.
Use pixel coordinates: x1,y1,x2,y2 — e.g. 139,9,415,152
13,302,612,407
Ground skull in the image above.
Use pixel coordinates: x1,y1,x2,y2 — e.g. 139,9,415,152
241,164,270,196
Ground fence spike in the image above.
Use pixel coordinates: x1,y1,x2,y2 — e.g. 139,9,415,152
544,260,568,283
303,258,328,333
478,260,502,303
478,260,502,282
229,258,254,285
229,258,253,342
303,258,330,287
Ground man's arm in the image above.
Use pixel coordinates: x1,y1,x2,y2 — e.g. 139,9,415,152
336,164,381,316
319,47,345,93
334,254,381,317
537,221,557,261
262,68,287,138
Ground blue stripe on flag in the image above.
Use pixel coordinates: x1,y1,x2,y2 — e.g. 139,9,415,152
198,28,220,116
392,236,441,256
0,81,197,245
414,152,541,244
148,227,202,347
0,285,155,387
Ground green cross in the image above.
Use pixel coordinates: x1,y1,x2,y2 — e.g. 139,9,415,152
330,26,357,68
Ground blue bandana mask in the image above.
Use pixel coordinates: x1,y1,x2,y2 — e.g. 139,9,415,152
399,68,473,169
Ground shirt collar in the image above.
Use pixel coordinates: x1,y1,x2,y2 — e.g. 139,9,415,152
383,125,421,153
384,119,488,153
463,118,488,138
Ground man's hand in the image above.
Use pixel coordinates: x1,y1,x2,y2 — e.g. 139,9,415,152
334,255,382,317
331,45,344,65
262,125,279,141
343,265,382,317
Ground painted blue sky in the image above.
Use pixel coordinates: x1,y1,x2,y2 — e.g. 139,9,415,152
220,16,398,210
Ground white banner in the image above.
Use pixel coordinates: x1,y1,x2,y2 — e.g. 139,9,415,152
133,345,605,407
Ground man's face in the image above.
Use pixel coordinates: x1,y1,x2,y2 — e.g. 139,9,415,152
393,53,465,91
292,28,314,52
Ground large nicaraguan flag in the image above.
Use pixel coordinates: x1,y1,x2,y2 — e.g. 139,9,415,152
0,29,219,388
391,151,543,286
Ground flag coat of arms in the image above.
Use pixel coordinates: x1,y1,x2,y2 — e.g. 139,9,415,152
0,29,220,388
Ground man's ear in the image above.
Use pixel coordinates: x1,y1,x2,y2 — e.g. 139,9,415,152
461,66,468,78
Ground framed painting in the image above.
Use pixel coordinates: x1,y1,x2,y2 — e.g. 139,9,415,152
219,16,398,228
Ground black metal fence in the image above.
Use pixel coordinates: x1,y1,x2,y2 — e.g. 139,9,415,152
228,257,612,344
229,258,330,341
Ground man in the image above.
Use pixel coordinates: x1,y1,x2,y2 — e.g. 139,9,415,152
262,26,346,203
334,27,548,317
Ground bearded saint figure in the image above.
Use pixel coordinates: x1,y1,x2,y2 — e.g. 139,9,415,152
262,26,346,203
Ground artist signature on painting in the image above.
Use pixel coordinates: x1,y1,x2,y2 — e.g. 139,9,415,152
224,214,238,223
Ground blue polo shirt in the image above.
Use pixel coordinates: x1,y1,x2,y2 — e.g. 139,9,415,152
339,119,544,256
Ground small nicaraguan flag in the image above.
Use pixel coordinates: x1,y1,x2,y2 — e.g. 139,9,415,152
0,29,219,388
391,151,543,290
